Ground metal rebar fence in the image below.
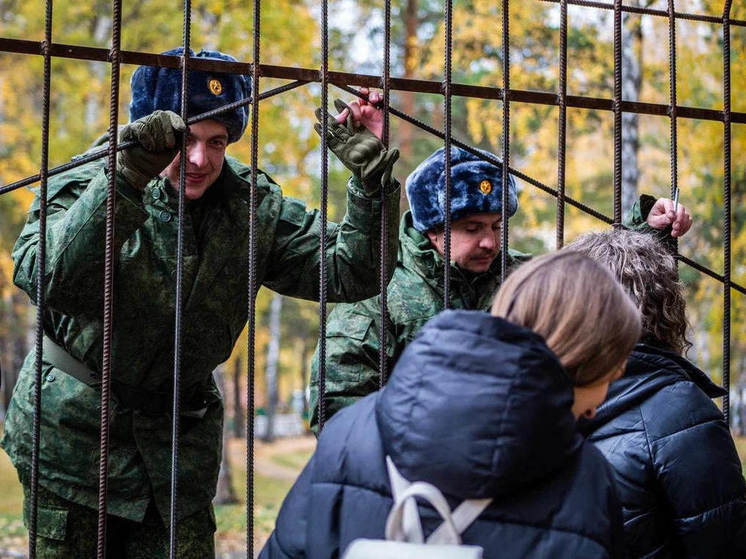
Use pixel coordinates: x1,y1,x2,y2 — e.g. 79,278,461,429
0,1,742,557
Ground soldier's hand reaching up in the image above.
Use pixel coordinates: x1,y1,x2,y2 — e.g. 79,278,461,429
314,88,398,195
646,197,693,238
118,110,187,190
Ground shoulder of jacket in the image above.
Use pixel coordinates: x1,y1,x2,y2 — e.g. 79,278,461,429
639,379,724,442
224,156,280,195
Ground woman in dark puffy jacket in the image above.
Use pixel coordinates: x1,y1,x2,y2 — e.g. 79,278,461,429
569,229,746,558
260,251,641,559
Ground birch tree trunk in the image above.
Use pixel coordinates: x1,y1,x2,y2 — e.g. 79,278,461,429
621,2,643,216
263,293,282,442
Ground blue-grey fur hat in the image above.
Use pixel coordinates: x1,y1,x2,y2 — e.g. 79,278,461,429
129,47,251,143
405,146,518,232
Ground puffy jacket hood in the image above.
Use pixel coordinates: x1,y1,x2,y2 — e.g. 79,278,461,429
375,309,582,500
584,342,726,431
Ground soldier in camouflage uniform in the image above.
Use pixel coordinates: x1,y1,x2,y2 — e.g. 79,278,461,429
309,146,693,432
1,48,399,557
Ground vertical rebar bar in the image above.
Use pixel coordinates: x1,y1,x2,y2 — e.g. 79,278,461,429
247,0,261,554
443,0,453,306
722,0,732,423
96,1,123,556
379,0,392,386
667,0,679,244
29,1,54,556
317,0,330,431
170,9,192,558
613,0,622,227
557,0,568,248
501,0,510,281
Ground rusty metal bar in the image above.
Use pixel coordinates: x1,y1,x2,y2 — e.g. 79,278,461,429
96,0,123,555
317,0,330,432
501,0,511,283
557,0,568,248
443,0,454,306
247,0,261,554
1,40,744,124
539,0,746,26
613,0,622,226
667,0,679,257
169,9,193,559
722,0,732,422
379,0,392,386
28,0,54,555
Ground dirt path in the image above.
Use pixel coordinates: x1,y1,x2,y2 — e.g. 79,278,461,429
228,434,316,480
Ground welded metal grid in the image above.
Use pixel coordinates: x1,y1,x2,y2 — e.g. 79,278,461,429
0,0,742,557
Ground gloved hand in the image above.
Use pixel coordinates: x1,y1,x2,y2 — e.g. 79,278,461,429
314,100,399,194
117,110,187,190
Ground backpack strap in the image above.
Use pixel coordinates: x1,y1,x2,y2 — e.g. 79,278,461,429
385,456,493,546
386,456,424,543
426,498,492,545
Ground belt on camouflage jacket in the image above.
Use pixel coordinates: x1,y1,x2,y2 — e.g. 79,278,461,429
42,334,208,419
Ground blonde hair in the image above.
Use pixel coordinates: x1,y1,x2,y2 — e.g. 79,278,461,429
491,251,641,386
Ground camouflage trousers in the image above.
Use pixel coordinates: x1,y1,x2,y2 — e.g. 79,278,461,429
22,480,215,558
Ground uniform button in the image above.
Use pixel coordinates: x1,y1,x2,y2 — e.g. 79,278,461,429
152,189,161,200
46,372,56,382
159,210,172,222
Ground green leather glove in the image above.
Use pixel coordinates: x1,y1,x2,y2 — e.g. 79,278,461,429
117,110,187,190
314,100,399,194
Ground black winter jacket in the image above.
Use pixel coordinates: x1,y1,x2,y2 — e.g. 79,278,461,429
581,343,746,558
260,310,625,558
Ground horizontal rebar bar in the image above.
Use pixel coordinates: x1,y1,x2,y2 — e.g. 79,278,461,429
0,39,743,125
540,0,746,26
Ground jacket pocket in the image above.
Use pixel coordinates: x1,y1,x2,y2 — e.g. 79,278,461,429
328,311,372,342
24,503,68,541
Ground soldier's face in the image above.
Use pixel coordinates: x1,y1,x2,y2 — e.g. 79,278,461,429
426,212,502,273
161,119,228,200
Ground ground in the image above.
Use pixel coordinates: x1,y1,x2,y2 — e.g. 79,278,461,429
1,434,745,558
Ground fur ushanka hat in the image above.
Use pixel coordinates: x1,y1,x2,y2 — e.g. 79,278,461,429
405,146,518,232
129,47,251,143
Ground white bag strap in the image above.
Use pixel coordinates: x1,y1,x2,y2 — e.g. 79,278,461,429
385,456,493,546
386,455,424,543
385,481,462,545
426,498,492,545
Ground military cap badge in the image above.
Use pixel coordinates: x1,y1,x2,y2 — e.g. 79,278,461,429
208,78,223,96
479,179,492,195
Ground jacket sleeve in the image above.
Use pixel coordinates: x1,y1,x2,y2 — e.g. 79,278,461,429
262,176,400,303
644,387,746,557
12,164,149,318
309,299,395,434
259,459,314,559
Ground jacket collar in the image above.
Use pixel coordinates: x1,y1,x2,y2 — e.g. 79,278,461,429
581,342,726,433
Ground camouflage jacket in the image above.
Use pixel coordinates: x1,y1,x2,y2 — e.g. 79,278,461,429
309,196,663,432
1,155,399,524
309,211,530,430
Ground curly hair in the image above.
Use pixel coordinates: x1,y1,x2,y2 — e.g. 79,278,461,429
566,229,691,355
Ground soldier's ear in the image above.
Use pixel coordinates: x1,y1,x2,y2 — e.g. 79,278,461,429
425,229,442,254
